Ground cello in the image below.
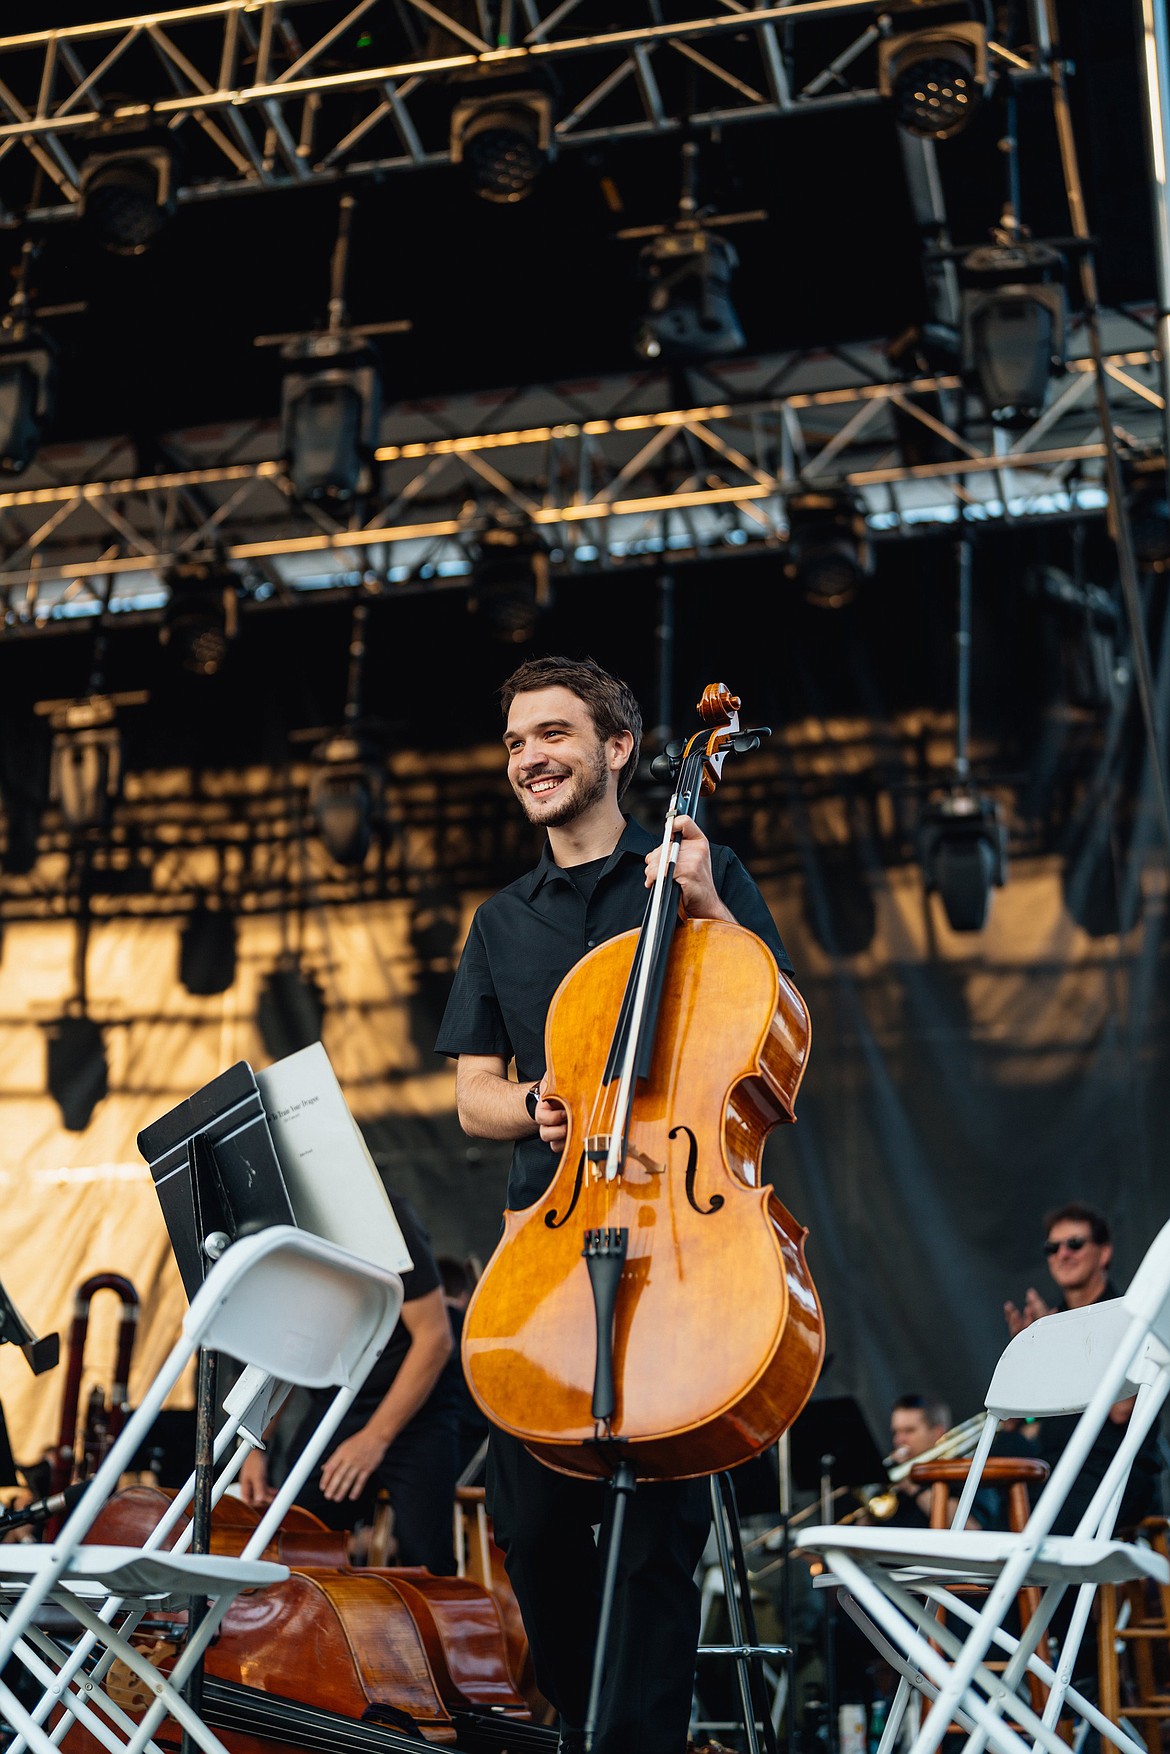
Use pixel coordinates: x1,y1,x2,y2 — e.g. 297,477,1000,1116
462,683,824,1482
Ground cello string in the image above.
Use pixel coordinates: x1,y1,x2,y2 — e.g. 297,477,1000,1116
601,748,698,1181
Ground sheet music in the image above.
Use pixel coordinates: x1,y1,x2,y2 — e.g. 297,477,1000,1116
257,1042,413,1275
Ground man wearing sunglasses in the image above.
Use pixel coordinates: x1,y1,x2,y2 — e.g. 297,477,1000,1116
1004,1202,1161,1538
1003,1201,1113,1336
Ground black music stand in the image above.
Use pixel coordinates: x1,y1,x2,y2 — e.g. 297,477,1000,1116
789,1399,887,1754
0,1276,59,1381
0,1273,59,1492
790,1397,887,1505
138,1061,298,1754
138,1060,297,1300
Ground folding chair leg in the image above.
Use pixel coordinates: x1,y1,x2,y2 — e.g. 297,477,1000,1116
836,1553,1085,1754
0,1629,165,1754
828,1556,1038,1754
955,1580,1068,1754
1039,1580,1098,1740
0,1677,89,1754
878,1676,915,1754
930,1588,1145,1754
50,1587,234,1754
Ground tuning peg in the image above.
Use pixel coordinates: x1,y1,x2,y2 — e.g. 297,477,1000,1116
648,738,686,781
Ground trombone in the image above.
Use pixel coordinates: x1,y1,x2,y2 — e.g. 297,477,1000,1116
885,1411,987,1482
838,1412,990,1525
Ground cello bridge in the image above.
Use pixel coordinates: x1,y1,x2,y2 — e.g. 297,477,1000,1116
583,1137,664,1177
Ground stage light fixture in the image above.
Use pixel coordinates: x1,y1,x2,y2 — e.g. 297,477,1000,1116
450,88,553,203
257,959,326,1060
46,698,123,833
960,242,1067,428
784,491,873,608
179,902,237,996
0,330,56,476
79,140,176,256
634,228,744,364
46,1013,108,1133
469,519,552,642
281,335,381,507
878,24,989,141
309,733,385,866
917,789,1008,932
161,561,240,677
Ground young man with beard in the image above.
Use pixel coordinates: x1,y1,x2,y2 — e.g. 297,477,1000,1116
435,656,794,1754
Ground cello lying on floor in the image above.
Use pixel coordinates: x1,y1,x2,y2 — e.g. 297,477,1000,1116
59,1487,547,1753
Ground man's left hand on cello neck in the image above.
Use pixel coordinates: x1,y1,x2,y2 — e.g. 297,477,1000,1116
644,812,736,924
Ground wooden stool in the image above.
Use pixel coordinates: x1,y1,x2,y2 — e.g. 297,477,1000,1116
910,1455,1053,1717
1097,1516,1170,1748
454,1484,551,1722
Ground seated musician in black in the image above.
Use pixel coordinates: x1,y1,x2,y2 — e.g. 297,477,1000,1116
884,1395,951,1528
434,655,794,1754
1004,1201,1162,1536
239,1192,458,1574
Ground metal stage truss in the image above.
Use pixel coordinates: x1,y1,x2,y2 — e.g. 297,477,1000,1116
0,0,1053,222
0,310,1163,629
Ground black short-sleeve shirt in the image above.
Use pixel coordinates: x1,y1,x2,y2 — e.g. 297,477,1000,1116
435,815,793,1210
354,1192,441,1401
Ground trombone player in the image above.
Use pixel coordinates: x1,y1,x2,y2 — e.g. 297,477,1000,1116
853,1395,981,1529
882,1395,952,1528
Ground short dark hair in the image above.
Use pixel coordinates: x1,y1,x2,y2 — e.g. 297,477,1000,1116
499,655,643,800
1043,1202,1110,1246
892,1393,951,1431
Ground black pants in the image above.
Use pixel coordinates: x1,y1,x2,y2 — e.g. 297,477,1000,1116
287,1399,458,1574
487,1430,711,1754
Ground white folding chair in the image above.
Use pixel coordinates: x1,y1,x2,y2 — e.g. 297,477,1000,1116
0,1224,403,1754
796,1216,1170,1754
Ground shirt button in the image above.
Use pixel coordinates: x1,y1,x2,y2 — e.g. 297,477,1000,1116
587,938,597,948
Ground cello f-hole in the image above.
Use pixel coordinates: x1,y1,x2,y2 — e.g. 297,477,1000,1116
544,1152,587,1229
671,1124,725,1218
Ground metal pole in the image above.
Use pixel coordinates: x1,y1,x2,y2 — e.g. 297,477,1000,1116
652,570,676,750
1135,0,1170,473
180,1345,219,1754
954,538,972,784
1043,0,1170,857
327,193,356,335
710,1474,765,1754
345,596,369,726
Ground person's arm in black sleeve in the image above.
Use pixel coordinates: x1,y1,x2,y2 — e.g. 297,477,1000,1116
713,847,794,975
434,911,511,1062
434,909,544,1142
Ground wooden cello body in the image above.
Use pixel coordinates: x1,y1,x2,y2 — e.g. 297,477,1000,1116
463,684,824,1481
69,1488,532,1747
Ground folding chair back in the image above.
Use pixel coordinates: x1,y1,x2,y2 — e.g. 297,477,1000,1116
189,1224,402,1391
1121,1217,1170,1354
984,1300,1141,1422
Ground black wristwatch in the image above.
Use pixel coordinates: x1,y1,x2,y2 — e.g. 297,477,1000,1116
525,1082,541,1121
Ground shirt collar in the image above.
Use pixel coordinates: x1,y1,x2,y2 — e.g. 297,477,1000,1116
518,815,655,900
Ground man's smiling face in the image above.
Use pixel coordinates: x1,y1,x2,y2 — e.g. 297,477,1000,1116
504,685,614,828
